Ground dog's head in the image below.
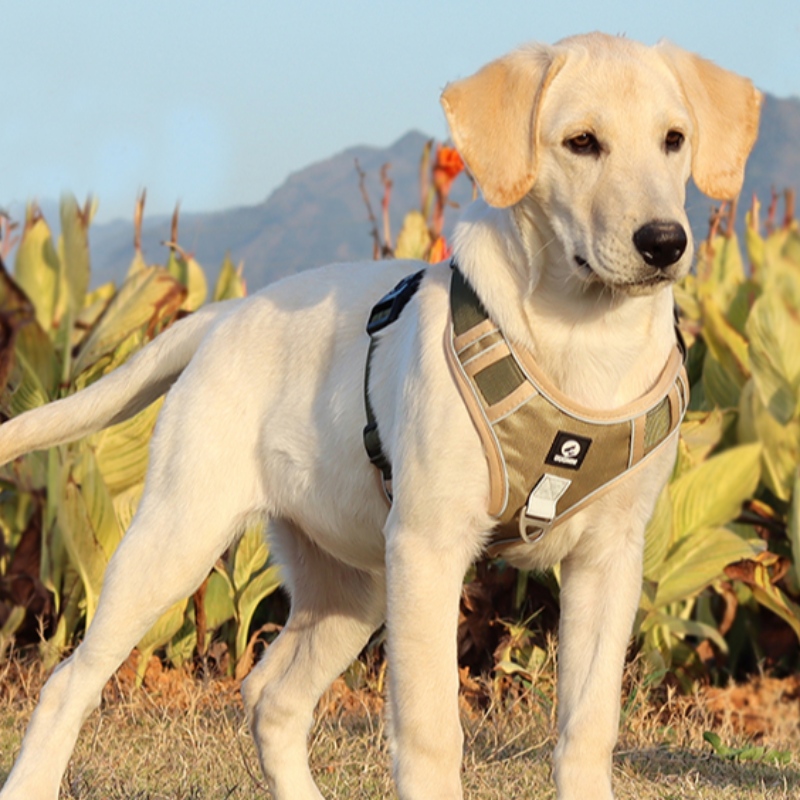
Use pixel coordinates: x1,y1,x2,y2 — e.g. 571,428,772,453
441,33,762,295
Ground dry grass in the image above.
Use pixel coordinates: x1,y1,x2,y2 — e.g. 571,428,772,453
1,654,799,799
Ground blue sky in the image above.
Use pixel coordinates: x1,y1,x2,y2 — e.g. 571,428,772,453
3,1,799,223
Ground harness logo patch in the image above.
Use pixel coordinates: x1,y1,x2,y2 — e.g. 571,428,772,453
545,432,592,470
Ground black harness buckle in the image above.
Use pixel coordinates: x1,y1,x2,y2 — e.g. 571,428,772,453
366,270,425,336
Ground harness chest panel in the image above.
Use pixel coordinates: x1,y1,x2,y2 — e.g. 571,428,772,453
444,267,689,549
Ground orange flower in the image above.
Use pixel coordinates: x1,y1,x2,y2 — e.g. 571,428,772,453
428,235,452,264
432,145,465,196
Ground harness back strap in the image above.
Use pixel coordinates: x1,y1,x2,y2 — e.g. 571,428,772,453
444,267,689,550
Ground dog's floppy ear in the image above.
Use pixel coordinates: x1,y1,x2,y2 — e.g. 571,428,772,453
441,45,564,208
657,41,762,201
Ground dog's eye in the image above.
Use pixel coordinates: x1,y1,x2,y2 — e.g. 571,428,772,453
565,132,600,156
665,130,685,153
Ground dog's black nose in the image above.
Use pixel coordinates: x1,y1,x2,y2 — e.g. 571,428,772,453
633,221,687,269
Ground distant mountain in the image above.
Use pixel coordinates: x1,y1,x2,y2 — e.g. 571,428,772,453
89,130,465,289
42,93,800,290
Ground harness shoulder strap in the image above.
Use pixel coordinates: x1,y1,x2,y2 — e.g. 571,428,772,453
362,270,425,498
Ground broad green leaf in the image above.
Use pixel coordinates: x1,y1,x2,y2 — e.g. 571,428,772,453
639,610,727,652
77,282,115,331
696,233,745,311
213,255,246,301
679,409,728,467
58,195,92,319
743,560,800,641
167,249,208,312
111,483,144,532
233,521,268,592
14,212,60,331
654,526,760,607
739,380,800,501
73,328,145,392
127,249,149,278
136,598,188,682
782,226,800,265
395,211,431,260
205,569,235,630
643,487,672,581
744,208,765,282
790,469,800,589
88,399,161,495
71,266,184,375
0,605,25,655
72,446,124,561
2,319,59,415
746,291,800,425
57,457,121,626
725,280,760,335
166,616,197,668
701,353,742,411
757,413,799,503
670,443,761,539
42,448,69,608
700,296,750,385
235,564,282,662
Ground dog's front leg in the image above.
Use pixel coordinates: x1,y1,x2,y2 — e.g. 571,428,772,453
552,519,645,800
385,517,478,800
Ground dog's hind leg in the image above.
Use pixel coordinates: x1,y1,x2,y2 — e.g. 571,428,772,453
0,366,263,800
242,520,386,800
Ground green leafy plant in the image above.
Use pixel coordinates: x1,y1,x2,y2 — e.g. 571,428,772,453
636,192,800,683
0,194,280,676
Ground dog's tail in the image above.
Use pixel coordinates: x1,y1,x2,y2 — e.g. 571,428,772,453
0,298,242,465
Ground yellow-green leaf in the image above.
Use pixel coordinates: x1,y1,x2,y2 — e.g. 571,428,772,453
167,250,208,312
213,255,246,301
57,449,122,625
654,526,761,607
71,266,184,376
14,212,60,331
701,353,743,411
679,409,728,467
233,521,269,593
235,564,282,662
395,211,431,260
789,468,800,589
746,290,800,425
700,296,750,385
136,599,189,682
88,399,162,495
643,487,673,581
58,195,92,318
670,443,761,539
205,570,235,630
745,561,800,641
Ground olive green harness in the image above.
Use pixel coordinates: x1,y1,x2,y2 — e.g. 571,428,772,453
363,266,689,552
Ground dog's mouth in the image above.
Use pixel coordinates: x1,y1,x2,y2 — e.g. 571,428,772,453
574,255,601,282
573,255,674,292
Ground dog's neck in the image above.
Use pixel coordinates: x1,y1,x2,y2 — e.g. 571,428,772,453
451,201,678,411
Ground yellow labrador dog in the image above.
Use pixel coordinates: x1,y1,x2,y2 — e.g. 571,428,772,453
0,33,759,800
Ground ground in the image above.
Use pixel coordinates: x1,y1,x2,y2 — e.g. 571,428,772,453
1,654,799,799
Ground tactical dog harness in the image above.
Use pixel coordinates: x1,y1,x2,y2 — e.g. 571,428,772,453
363,265,689,553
